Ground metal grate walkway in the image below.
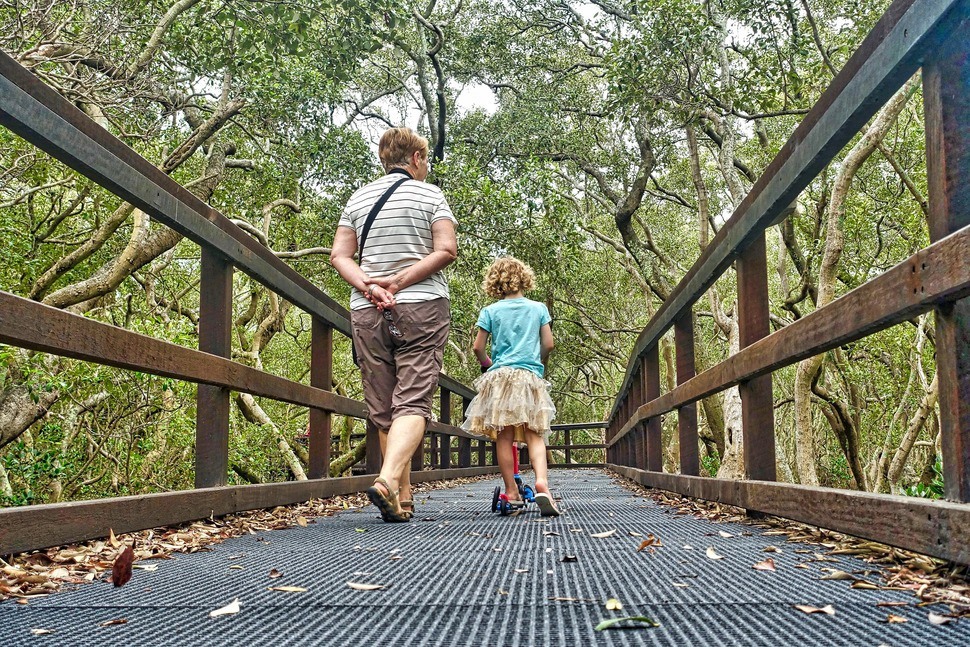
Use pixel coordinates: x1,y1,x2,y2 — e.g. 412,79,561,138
3,469,968,646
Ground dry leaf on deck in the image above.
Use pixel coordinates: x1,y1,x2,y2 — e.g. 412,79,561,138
672,582,689,588
753,558,776,572
885,614,907,624
229,565,244,571
928,612,953,626
514,568,529,574
794,604,835,615
346,582,384,591
561,555,578,563
705,547,724,560
98,619,128,627
268,569,283,579
209,598,241,618
591,530,616,539
108,528,120,548
850,581,879,590
718,531,734,538
296,517,308,527
31,629,54,635
269,586,308,593
763,546,780,553
112,546,134,588
820,570,854,581
605,598,623,610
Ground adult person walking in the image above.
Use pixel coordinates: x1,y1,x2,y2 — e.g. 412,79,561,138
330,127,457,523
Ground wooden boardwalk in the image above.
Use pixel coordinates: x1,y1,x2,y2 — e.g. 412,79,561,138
2,469,967,646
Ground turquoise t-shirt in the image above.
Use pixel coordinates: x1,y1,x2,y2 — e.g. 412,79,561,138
477,297,552,377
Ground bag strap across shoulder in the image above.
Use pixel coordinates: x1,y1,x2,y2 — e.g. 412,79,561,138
358,176,409,258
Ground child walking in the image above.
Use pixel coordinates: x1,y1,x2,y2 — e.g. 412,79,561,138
462,257,560,516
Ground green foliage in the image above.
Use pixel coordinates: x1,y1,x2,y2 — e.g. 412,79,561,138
903,459,944,500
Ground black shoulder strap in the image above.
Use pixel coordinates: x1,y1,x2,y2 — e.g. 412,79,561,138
358,177,409,257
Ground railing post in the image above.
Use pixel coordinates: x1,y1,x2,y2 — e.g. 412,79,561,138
644,345,662,471
195,249,232,488
564,428,571,465
458,397,472,467
440,387,452,469
737,234,776,482
477,437,486,466
365,420,382,474
924,35,970,502
308,319,332,479
675,312,700,476
637,364,648,470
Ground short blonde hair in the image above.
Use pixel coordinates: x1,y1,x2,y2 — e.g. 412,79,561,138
482,257,536,298
378,127,429,172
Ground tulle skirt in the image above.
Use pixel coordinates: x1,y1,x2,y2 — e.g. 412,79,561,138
461,367,556,442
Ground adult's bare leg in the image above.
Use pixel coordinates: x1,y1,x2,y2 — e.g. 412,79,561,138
379,429,413,505
375,415,424,506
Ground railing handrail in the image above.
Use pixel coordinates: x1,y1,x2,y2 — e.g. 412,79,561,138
0,51,474,401
607,0,961,423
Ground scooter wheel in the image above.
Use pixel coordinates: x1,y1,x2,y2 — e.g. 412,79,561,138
500,499,510,516
492,486,501,512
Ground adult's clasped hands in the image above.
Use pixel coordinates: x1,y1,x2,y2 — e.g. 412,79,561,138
364,276,398,311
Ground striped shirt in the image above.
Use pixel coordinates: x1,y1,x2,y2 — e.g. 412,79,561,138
338,171,457,310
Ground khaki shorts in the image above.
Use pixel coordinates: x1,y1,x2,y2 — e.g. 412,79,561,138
350,298,450,430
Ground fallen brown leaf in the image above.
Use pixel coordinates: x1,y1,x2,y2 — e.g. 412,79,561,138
269,586,308,593
753,558,777,572
268,569,283,579
885,614,907,624
98,618,128,627
705,547,724,560
346,582,384,591
591,530,617,539
111,547,134,588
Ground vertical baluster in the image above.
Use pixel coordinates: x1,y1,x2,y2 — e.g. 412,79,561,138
645,345,662,471
477,436,486,466
440,387,452,469
638,362,648,470
737,234,776,481
675,313,700,476
308,319,332,479
365,420,382,474
924,34,970,501
196,249,232,488
564,428,571,466
459,397,472,467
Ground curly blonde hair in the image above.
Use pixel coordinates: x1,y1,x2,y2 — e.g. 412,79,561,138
482,257,536,298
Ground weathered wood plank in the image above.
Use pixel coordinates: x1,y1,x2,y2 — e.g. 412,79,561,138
609,222,970,444
674,313,699,476
196,250,233,488
308,319,333,479
737,234,776,481
608,0,965,424
0,53,475,403
0,289,367,417
610,464,970,564
0,466,501,555
923,24,970,502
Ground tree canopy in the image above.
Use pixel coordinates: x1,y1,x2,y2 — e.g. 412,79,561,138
0,0,941,504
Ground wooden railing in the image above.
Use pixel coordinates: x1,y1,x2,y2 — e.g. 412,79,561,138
605,0,970,565
0,50,496,555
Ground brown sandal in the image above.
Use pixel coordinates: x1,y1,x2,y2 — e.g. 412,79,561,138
399,499,414,519
366,477,410,523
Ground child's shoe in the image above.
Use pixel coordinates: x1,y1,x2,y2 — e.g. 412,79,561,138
534,493,560,517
